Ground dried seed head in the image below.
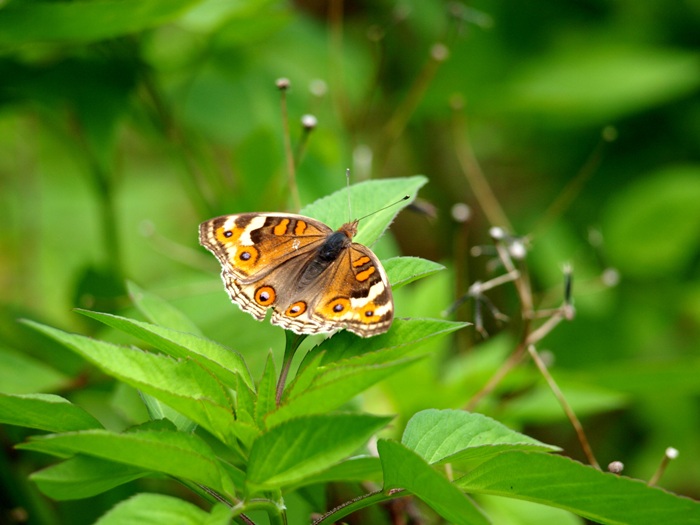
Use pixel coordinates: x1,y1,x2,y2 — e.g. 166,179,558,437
301,114,317,130
451,203,471,223
608,461,624,474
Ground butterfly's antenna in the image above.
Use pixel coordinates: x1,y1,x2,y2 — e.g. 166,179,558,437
356,195,410,223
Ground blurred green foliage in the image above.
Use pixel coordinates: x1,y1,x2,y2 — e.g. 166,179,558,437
1,0,699,523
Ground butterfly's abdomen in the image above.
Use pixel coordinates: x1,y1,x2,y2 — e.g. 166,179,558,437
297,231,350,288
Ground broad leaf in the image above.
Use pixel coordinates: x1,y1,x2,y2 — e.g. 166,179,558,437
286,456,383,491
378,439,490,525
19,426,235,498
457,451,700,525
254,353,277,428
0,393,102,432
0,0,200,45
267,357,419,427
304,318,467,366
246,414,391,491
31,456,147,500
127,281,204,336
402,409,558,469
77,309,253,389
383,256,445,289
300,176,427,246
23,321,242,447
0,346,69,394
94,493,227,525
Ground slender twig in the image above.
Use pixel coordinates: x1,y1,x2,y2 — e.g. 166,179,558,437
525,311,566,346
465,341,528,411
528,345,601,470
532,127,615,236
377,43,448,171
295,114,317,167
140,71,216,217
648,447,678,486
277,78,300,212
452,109,512,231
312,489,406,525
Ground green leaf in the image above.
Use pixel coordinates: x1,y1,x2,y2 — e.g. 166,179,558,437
22,321,242,447
127,281,204,336
505,46,700,125
300,176,428,246
378,439,490,525
255,353,277,428
0,393,102,432
602,166,700,278
77,309,253,389
233,374,258,447
31,456,147,500
384,256,445,289
456,451,700,525
287,350,326,399
267,357,419,427
286,455,383,490
246,414,392,491
304,318,468,366
94,493,212,525
19,426,235,498
402,409,559,470
0,0,201,45
0,346,69,394
140,391,198,434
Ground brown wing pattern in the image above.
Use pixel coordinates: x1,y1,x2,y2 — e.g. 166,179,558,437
200,213,393,338
270,243,393,337
199,213,330,320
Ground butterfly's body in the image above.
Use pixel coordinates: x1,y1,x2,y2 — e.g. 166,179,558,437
199,213,393,338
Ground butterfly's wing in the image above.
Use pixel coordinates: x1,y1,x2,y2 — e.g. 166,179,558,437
270,242,393,338
199,213,331,320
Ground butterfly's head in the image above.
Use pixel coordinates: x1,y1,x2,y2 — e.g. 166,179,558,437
338,220,359,240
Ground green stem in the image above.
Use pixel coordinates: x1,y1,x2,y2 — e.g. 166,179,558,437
233,496,287,525
312,489,405,525
276,331,308,405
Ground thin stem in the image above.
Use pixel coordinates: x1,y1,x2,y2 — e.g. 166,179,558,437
312,489,406,525
532,131,610,237
452,108,512,231
294,117,316,167
527,345,601,470
648,447,678,486
276,331,308,405
525,311,566,346
140,71,215,217
465,341,528,411
233,497,287,525
278,82,301,212
378,44,448,171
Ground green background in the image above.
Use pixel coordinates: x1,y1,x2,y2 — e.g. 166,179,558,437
1,1,699,523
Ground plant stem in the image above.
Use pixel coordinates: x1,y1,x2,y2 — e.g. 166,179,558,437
527,345,601,470
276,331,307,405
278,82,300,212
312,489,405,525
452,107,512,231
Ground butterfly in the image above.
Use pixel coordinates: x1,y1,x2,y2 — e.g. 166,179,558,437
199,213,393,338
